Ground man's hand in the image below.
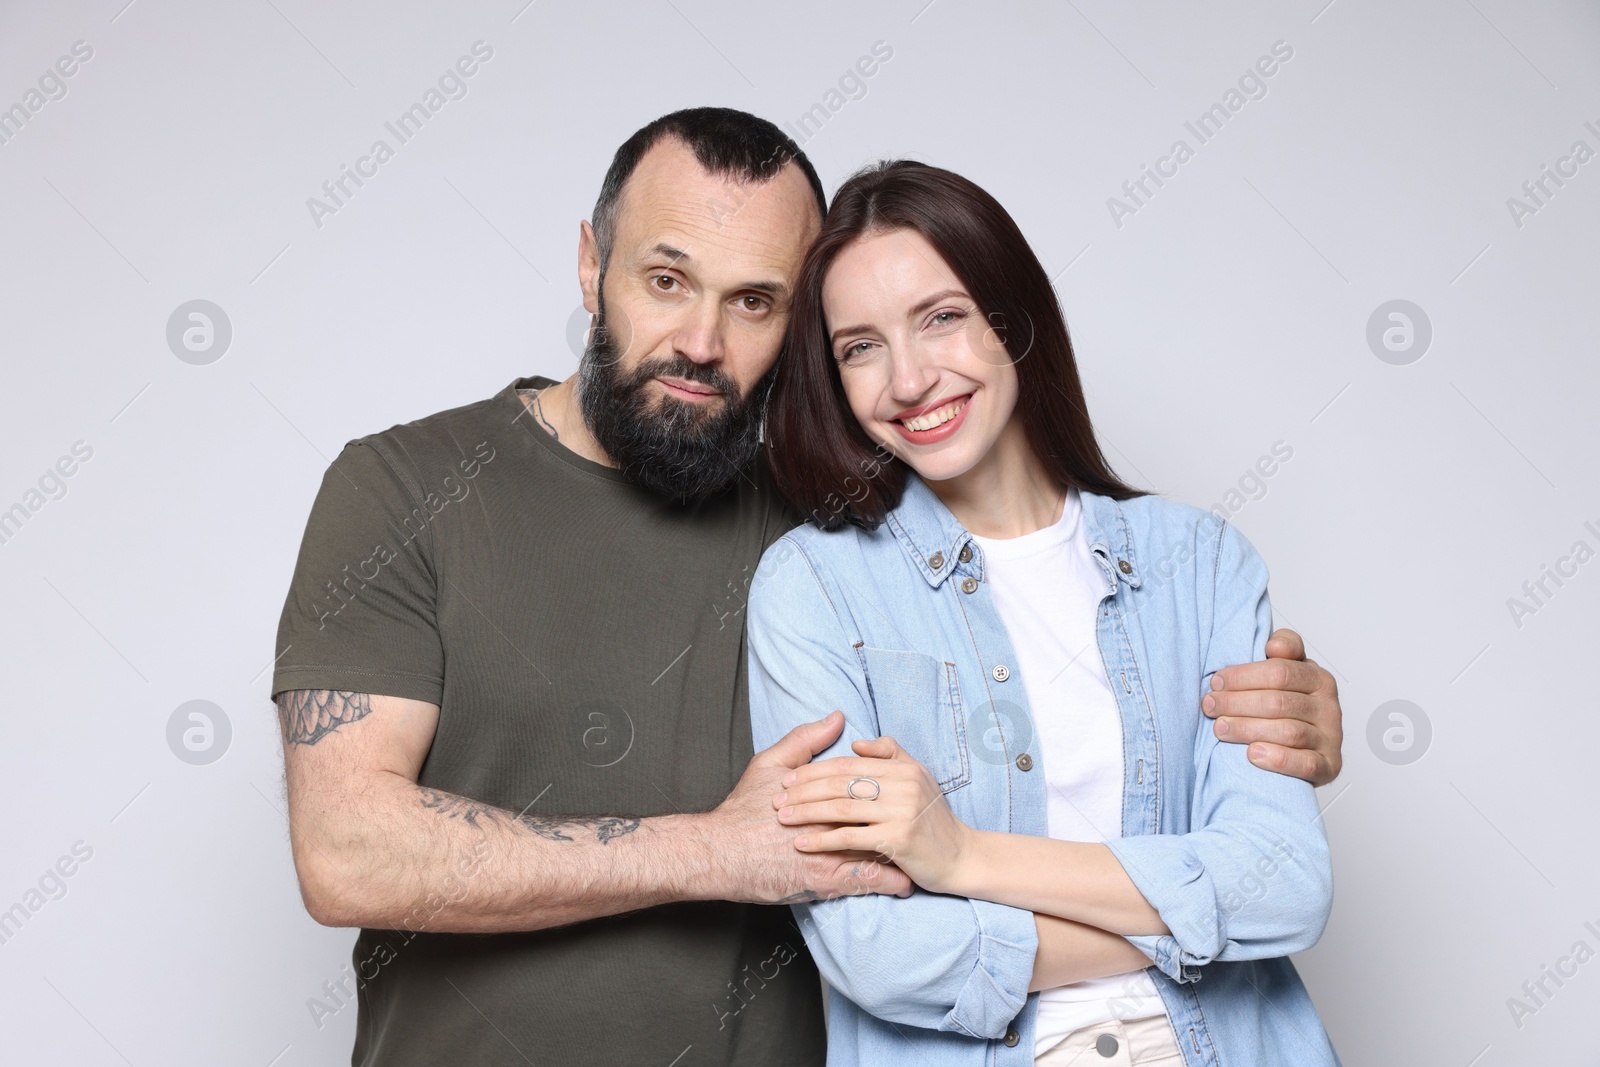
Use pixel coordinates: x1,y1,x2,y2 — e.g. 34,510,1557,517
705,711,913,905
1204,628,1343,787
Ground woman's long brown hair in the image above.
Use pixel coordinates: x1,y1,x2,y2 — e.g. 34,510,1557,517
765,159,1144,531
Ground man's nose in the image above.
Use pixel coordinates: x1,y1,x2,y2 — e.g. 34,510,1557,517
673,297,725,365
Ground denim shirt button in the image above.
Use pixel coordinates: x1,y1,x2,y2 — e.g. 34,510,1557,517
960,577,978,594
958,544,973,563
1118,559,1132,574
928,552,944,570
992,664,1010,682
1002,1028,1020,1047
1015,753,1033,772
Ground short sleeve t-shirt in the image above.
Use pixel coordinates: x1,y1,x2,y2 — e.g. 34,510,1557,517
272,377,823,1067
969,490,1167,1054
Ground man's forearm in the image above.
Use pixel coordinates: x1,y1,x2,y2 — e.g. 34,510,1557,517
291,771,726,933
276,690,895,933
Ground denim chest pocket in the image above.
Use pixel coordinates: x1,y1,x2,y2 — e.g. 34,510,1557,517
856,646,972,793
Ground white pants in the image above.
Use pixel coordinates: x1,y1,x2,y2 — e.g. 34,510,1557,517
1035,1014,1185,1065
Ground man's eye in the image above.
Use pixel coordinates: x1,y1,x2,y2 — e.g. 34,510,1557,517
653,275,678,291
739,295,771,313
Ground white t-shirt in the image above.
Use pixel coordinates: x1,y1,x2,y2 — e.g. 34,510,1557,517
969,490,1167,1056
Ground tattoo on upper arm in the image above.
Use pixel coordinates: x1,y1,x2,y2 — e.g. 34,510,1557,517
418,787,641,844
277,690,373,746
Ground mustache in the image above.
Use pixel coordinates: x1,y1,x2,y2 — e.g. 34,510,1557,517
628,353,739,398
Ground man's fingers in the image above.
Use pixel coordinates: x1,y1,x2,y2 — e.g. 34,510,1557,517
1203,630,1344,787
756,710,845,770
1214,714,1316,749
1263,627,1305,661
861,861,913,897
1213,692,1344,787
1208,657,1322,705
1245,741,1330,786
1206,687,1316,722
827,854,912,898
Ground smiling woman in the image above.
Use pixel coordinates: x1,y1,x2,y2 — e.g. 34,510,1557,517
766,161,1141,530
751,160,1340,1067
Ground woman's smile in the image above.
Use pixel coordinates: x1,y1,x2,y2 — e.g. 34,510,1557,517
820,227,1020,487
891,392,973,443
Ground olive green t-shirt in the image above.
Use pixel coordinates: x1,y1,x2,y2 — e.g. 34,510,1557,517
272,377,823,1067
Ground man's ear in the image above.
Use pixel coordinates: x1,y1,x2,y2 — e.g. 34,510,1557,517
578,220,601,315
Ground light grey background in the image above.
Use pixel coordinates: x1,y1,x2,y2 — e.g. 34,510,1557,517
2,1,1596,1064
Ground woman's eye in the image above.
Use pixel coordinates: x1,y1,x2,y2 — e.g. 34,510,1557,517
932,310,962,326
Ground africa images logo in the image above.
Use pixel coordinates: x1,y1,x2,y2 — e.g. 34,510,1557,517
305,41,495,229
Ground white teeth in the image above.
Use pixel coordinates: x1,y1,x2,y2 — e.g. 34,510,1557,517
903,399,965,432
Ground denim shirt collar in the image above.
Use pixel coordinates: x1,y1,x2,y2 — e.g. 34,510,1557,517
886,473,1144,592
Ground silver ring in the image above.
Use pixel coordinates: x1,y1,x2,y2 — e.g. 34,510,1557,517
846,776,881,801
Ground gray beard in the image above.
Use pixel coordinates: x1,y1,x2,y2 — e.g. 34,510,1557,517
575,294,771,503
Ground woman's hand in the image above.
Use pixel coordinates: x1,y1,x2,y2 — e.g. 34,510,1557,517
774,736,973,894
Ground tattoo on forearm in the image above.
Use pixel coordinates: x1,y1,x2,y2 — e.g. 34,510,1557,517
417,789,498,829
277,690,372,746
418,787,641,844
519,814,643,843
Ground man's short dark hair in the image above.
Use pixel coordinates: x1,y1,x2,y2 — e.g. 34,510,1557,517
591,107,827,268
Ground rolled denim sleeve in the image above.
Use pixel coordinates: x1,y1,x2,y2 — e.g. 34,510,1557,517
747,534,1037,1037
1106,520,1334,983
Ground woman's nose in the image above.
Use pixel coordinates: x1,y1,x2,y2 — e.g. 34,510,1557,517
888,345,937,403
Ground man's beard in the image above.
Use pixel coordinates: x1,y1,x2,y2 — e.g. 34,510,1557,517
575,292,771,503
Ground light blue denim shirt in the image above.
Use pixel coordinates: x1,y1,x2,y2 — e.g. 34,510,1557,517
747,474,1340,1066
